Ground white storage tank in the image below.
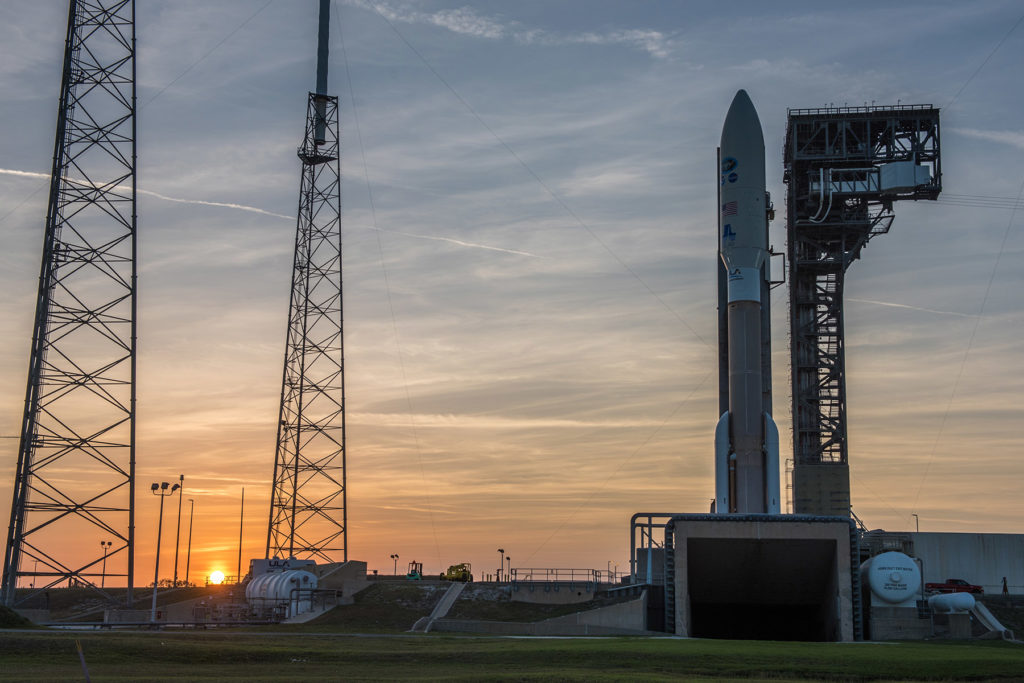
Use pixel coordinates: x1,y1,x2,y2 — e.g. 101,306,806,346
928,592,975,613
861,551,921,607
246,569,318,618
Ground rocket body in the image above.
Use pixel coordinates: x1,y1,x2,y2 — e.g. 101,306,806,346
714,90,780,514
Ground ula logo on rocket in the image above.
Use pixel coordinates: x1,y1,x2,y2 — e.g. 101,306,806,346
721,156,739,185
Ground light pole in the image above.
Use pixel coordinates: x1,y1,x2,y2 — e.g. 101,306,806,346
390,554,399,575
184,499,194,588
912,513,919,533
497,548,505,582
100,541,112,588
173,474,184,587
237,487,244,584
150,481,180,623
506,556,511,581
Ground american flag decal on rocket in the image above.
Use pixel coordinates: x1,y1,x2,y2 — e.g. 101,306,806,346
722,201,738,216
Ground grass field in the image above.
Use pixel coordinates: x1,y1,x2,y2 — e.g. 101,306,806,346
1,630,1022,681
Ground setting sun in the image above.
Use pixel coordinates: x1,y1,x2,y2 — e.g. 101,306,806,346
209,571,225,585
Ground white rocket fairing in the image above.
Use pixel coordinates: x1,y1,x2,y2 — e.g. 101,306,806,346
714,90,780,514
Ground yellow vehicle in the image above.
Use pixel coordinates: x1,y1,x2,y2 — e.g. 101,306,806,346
441,563,473,582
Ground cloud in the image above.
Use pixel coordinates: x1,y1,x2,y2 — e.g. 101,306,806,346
362,225,543,258
950,127,1024,151
346,0,506,39
0,168,49,181
848,297,976,318
518,28,673,60
0,168,542,258
0,167,293,220
343,0,675,59
349,410,670,431
140,189,293,220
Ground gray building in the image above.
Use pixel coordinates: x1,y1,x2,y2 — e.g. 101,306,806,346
910,532,1023,594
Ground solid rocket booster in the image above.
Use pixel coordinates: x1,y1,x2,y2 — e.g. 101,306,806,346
714,90,780,514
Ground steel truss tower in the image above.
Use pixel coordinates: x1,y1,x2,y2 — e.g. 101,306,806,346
266,2,346,563
2,0,137,606
783,105,940,516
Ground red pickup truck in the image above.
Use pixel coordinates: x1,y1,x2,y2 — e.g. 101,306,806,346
924,578,984,594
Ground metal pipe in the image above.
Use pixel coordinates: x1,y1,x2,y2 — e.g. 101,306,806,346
313,0,330,144
315,0,330,95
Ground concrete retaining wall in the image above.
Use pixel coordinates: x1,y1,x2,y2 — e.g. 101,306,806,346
13,608,49,624
511,582,595,604
540,593,646,631
104,609,153,623
431,619,653,636
316,560,370,601
867,606,932,640
431,595,648,636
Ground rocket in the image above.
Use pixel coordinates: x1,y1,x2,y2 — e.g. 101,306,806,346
714,90,780,514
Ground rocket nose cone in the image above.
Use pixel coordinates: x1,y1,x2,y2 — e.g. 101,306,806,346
722,89,764,147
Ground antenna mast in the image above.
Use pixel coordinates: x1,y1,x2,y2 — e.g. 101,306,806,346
266,0,347,563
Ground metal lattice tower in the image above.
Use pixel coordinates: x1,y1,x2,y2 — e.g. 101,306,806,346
266,0,346,564
2,0,137,606
783,105,940,516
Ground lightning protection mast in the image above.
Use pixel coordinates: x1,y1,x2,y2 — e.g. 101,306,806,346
2,0,137,606
266,0,347,564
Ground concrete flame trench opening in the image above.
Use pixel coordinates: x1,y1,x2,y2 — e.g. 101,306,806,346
667,515,859,641
687,537,838,640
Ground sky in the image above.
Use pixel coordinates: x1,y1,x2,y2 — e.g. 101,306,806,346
0,0,1022,586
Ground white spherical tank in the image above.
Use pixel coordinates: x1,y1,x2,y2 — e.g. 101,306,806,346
863,551,921,605
928,592,976,613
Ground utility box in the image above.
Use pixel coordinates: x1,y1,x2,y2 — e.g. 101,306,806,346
880,162,931,193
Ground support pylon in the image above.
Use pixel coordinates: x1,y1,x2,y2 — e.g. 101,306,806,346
2,0,137,606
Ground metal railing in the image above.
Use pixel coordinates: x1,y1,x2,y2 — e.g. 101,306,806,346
788,103,934,116
510,568,599,584
246,588,341,621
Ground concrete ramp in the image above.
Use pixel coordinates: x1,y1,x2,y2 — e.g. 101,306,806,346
972,602,1015,641
411,583,465,633
283,604,333,624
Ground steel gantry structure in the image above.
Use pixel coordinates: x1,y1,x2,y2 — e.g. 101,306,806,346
266,0,347,564
783,104,941,516
2,0,137,606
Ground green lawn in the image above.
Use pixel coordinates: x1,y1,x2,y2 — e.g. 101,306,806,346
0,630,1021,681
